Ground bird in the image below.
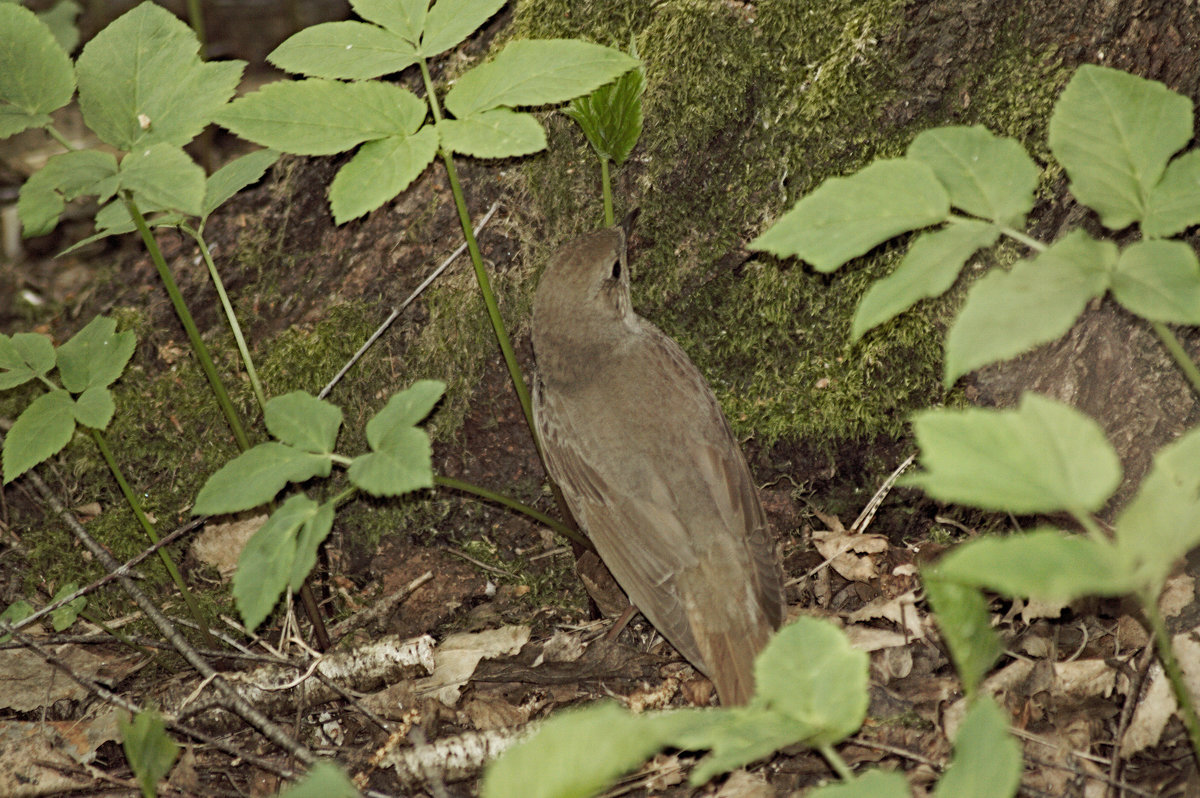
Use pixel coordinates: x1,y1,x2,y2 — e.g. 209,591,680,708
531,221,786,705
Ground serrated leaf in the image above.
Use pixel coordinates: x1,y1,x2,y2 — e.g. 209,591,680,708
748,159,950,272
119,143,206,217
290,501,334,590
564,62,644,165
852,219,998,340
347,427,432,496
436,109,545,158
329,126,439,223
264,391,343,454
366,380,444,445
685,709,812,785
193,442,332,515
1048,64,1193,230
421,0,506,56
1116,425,1200,592
278,761,361,798
807,771,911,798
56,315,136,393
37,0,81,54
3,389,76,483
1111,239,1200,324
352,0,427,44
934,698,1022,798
18,150,119,236
754,617,867,746
0,332,55,389
445,39,639,118
0,600,34,642
931,528,1132,600
75,2,243,151
944,230,1115,385
72,385,114,429
268,21,419,79
0,3,75,137
202,149,280,220
905,392,1122,514
907,125,1040,227
1144,151,1200,239
232,493,315,632
120,709,179,798
215,78,426,155
482,703,672,798
923,578,1001,696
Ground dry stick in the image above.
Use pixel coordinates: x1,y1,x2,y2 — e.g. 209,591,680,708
329,570,433,639
1109,643,1156,798
318,202,500,400
12,450,317,766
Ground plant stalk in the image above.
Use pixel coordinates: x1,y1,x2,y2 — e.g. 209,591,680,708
124,196,251,452
89,428,216,648
601,157,614,226
1141,589,1200,768
1151,320,1200,400
435,475,589,549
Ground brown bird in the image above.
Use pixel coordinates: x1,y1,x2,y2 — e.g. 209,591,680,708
531,222,785,705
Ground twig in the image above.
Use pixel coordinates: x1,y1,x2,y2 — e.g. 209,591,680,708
7,442,317,765
318,202,501,399
330,570,433,639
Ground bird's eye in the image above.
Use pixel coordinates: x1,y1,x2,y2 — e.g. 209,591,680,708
611,259,621,280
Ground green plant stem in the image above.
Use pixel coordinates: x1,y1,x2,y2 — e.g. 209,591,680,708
1150,320,1200,400
818,743,855,781
44,123,74,151
1141,589,1200,768
996,222,1047,253
601,157,614,226
1070,510,1111,547
124,195,251,452
89,429,216,649
183,225,269,416
434,475,588,549
417,60,541,459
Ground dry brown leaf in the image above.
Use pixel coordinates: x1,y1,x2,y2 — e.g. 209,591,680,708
189,515,267,579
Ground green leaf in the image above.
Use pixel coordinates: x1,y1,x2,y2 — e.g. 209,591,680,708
232,493,317,632
0,332,55,389
1048,64,1193,230
421,0,506,56
907,125,1041,227
268,21,418,80
1144,151,1200,239
351,0,427,44
215,78,426,155
444,39,639,118
120,709,179,798
3,389,75,483
684,708,813,785
119,143,206,217
563,61,645,165
37,0,81,54
368,379,445,436
923,578,1001,696
72,386,115,429
0,3,75,137
852,219,998,340
48,582,85,632
934,698,1022,798
193,442,332,515
808,770,912,798
75,2,243,151
56,315,136,393
290,500,335,590
329,126,439,223
748,159,950,272
347,428,433,496
944,230,1115,385
755,617,867,745
905,392,1121,514
482,702,672,798
931,528,1132,601
0,600,34,643
18,150,119,236
264,392,343,454
1116,425,1200,592
436,109,546,158
278,761,361,798
202,149,281,220
1111,239,1200,324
